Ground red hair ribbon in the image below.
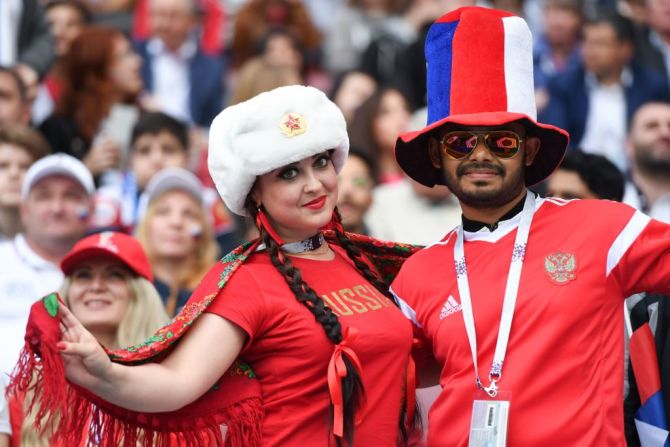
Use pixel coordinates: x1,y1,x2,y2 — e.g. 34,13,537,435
327,326,365,439
321,209,345,234
256,207,285,246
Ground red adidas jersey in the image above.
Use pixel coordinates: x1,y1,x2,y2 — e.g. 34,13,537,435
207,245,412,446
391,198,670,446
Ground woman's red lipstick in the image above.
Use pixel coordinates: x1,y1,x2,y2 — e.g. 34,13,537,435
303,196,326,210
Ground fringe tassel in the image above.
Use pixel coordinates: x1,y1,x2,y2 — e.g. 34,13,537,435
7,325,69,436
47,386,263,447
8,339,263,447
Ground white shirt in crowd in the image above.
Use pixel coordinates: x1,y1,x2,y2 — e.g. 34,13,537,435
0,0,22,65
0,234,63,376
365,179,462,246
147,38,196,124
623,182,670,225
579,70,632,173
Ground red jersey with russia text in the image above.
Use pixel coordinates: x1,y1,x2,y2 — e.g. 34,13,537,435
206,245,412,446
391,197,670,446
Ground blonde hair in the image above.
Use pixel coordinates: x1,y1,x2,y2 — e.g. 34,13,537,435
20,275,170,445
59,276,170,348
135,192,218,290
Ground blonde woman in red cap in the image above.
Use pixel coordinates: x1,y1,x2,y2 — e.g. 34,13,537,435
12,85,419,447
10,231,169,447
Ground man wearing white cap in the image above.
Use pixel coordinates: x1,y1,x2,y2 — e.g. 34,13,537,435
390,6,670,446
0,153,94,375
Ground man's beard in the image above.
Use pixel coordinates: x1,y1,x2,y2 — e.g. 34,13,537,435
635,144,670,181
443,159,526,208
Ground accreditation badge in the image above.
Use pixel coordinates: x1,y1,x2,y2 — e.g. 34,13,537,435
468,390,511,447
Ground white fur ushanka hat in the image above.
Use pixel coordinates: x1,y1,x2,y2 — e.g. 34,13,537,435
208,85,349,216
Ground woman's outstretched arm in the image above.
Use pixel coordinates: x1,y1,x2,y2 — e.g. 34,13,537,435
58,303,246,412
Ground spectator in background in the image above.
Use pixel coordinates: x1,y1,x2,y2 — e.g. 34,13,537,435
337,148,376,235
0,154,94,376
0,67,31,126
540,12,670,171
79,0,136,35
349,86,411,184
329,70,377,126
0,0,55,102
254,27,330,89
636,0,670,85
365,179,461,245
136,0,226,128
324,0,414,76
91,112,238,252
546,150,625,201
132,0,227,55
0,125,50,241
9,231,170,446
40,26,143,180
135,168,219,316
363,100,461,246
228,58,301,105
624,101,670,223
533,0,583,111
32,0,90,125
92,112,190,233
228,27,307,104
231,0,322,70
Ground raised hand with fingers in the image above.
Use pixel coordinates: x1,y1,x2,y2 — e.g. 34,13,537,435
58,303,113,391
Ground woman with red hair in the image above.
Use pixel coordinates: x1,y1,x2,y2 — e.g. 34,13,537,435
40,25,144,180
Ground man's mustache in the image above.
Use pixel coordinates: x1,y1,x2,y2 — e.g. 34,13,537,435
457,162,505,177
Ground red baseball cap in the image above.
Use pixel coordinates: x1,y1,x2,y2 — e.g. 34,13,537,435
61,231,153,282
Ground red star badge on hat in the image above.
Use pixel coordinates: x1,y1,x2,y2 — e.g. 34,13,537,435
280,113,307,137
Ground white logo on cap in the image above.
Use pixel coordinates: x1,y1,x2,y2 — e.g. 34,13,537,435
97,231,119,253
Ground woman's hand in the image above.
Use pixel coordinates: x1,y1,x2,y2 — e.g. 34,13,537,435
58,303,113,391
83,136,122,177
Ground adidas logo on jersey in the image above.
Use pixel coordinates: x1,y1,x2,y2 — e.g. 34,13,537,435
439,296,462,320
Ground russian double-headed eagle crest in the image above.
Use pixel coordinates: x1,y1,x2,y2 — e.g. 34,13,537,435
544,252,577,285
279,113,307,137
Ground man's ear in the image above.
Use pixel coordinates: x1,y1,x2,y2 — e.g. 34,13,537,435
524,137,541,166
428,138,443,169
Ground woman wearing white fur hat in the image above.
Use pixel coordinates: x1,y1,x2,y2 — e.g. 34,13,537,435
11,85,420,447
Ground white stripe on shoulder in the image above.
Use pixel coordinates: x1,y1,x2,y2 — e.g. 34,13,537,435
429,228,458,247
390,287,423,328
606,211,651,276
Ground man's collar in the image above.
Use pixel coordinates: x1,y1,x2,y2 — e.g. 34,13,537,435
461,192,529,232
585,66,633,89
14,233,59,270
147,37,197,60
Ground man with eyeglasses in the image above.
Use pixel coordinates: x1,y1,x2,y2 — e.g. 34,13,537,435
390,6,670,446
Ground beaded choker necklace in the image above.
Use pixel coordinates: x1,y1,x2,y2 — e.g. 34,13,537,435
257,233,325,254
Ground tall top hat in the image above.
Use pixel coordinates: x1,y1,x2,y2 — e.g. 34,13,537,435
395,6,569,187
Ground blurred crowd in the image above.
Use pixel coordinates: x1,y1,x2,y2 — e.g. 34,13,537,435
0,0,669,445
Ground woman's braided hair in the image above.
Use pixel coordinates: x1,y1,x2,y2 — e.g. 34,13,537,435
331,209,420,443
247,201,363,445
246,200,418,445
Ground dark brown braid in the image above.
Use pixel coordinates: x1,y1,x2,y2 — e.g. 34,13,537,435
332,233,392,299
247,202,363,446
332,209,421,445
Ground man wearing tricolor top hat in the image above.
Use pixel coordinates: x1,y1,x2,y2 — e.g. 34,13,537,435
390,6,670,446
